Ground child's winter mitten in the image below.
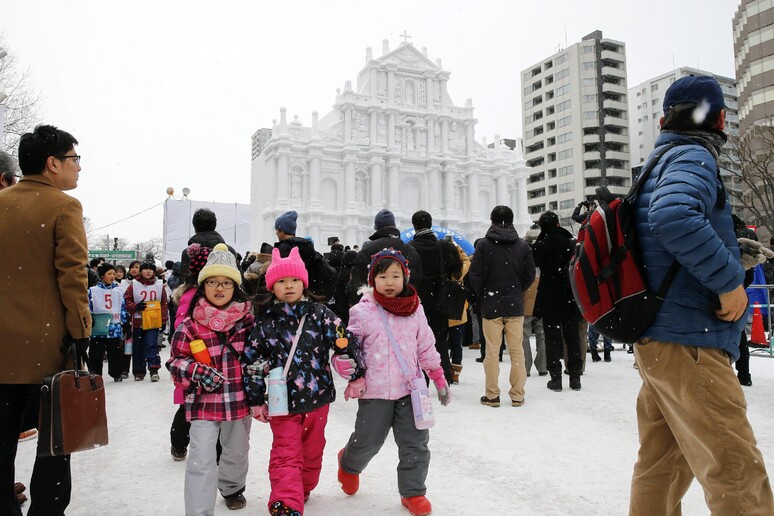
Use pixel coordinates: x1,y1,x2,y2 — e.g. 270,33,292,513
428,368,452,406
331,354,357,380
344,378,367,400
192,364,226,392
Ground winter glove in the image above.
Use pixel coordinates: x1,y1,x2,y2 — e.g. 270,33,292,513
245,359,269,378
135,301,147,311
251,404,270,423
331,354,357,380
191,364,226,392
63,337,90,368
738,238,774,270
344,378,367,401
427,368,451,406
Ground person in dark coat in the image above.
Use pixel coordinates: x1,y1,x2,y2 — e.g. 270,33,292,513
408,210,461,384
333,250,357,326
346,209,423,306
178,208,237,281
468,206,535,408
532,211,582,392
273,210,337,301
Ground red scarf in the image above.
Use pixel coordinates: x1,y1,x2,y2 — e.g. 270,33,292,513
192,298,252,332
372,285,420,316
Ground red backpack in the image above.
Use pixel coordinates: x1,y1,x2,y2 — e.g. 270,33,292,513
569,143,680,343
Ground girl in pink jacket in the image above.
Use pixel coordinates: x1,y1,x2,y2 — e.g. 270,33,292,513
336,248,451,516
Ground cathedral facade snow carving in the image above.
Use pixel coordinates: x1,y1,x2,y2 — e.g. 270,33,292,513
249,39,531,248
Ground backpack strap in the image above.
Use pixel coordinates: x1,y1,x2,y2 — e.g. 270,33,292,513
625,142,681,201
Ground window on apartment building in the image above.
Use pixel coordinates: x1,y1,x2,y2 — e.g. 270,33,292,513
525,129,533,139
653,112,659,119
558,182,574,193
582,45,595,54
651,99,658,105
549,201,558,210
531,66,541,77
651,84,659,91
583,94,597,103
547,152,557,162
557,115,572,128
641,88,646,95
547,121,556,130
556,84,571,96
546,76,554,85
555,68,570,81
544,61,553,70
583,111,598,119
547,169,557,178
643,115,648,120
528,188,546,199
636,91,641,97
559,199,576,210
547,137,556,146
583,78,597,86
525,99,533,109
638,131,643,136
529,172,545,183
557,132,572,144
559,165,574,176
529,204,546,214
534,126,544,135
555,53,568,65
557,100,572,112
546,90,554,99
558,148,573,160
637,118,642,123
548,185,557,194
527,157,544,167
582,62,596,70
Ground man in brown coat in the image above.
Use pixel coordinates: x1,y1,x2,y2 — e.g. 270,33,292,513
0,125,91,516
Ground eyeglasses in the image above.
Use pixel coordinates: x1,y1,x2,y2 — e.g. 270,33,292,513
55,155,81,165
204,279,235,290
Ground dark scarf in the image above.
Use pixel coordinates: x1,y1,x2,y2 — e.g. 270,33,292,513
663,129,727,160
414,228,435,238
372,284,420,316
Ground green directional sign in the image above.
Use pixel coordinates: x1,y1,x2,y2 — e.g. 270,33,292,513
88,250,138,261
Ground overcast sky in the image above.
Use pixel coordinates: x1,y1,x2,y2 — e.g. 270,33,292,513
1,0,741,247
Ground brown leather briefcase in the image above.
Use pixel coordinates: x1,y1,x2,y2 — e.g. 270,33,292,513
37,342,109,457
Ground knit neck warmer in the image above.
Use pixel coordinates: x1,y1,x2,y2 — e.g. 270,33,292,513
192,297,251,332
663,129,727,160
135,276,157,286
414,228,435,238
373,284,420,316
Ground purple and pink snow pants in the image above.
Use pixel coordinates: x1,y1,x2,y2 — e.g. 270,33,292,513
267,404,330,514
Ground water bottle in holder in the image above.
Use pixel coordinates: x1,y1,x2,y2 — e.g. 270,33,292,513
267,366,289,416
409,377,435,430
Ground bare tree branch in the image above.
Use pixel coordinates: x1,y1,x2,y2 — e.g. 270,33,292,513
1,34,43,154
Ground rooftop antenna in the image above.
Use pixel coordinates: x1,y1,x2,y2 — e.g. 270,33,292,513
564,23,568,47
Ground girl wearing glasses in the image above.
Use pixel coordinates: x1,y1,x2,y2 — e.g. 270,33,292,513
167,243,255,513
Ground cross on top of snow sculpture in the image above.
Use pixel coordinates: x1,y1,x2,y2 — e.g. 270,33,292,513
400,30,412,44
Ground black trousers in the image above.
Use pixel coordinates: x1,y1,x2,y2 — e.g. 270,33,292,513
170,404,222,461
426,311,452,384
736,331,751,378
87,337,125,380
0,384,71,516
543,310,583,376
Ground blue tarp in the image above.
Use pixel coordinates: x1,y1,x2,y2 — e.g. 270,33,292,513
747,264,769,317
400,226,475,255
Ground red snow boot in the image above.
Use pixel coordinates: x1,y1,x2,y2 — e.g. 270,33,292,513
337,449,359,495
401,495,432,515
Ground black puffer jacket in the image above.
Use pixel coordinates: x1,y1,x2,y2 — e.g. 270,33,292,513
409,232,459,314
531,226,577,318
346,227,423,306
275,237,337,300
468,224,535,319
179,230,237,279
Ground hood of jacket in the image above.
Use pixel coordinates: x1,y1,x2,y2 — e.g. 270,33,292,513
485,224,520,243
369,226,401,241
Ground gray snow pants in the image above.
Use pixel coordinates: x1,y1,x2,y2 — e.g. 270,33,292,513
522,316,547,375
185,416,252,516
340,396,430,498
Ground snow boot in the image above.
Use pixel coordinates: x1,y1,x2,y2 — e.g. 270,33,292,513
450,364,462,384
171,446,187,461
269,501,301,516
547,372,562,392
401,495,432,516
224,489,246,510
338,448,359,495
738,373,753,387
590,346,601,362
569,374,582,391
480,395,500,407
604,349,611,362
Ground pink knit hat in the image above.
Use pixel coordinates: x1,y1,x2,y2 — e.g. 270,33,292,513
265,247,309,290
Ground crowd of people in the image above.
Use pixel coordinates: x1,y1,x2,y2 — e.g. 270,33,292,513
1,76,773,516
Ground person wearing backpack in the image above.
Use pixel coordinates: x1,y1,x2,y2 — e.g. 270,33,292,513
531,211,582,392
273,210,338,302
629,75,773,515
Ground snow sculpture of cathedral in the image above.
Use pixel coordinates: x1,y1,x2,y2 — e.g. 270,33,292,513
250,39,532,249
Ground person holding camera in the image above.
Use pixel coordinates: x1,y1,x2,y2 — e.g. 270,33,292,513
571,200,596,225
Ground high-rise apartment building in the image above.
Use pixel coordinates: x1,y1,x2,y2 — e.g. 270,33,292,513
629,68,742,210
521,30,630,220
734,0,774,136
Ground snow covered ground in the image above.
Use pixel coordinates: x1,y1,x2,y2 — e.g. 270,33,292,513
15,343,774,516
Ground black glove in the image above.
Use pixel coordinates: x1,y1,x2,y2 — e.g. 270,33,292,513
136,301,147,311
63,336,90,367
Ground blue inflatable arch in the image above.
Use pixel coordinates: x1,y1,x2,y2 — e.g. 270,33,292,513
400,226,475,256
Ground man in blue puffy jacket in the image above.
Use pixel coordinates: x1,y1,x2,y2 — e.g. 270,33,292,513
629,76,773,515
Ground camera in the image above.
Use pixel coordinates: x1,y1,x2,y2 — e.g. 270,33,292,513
327,236,340,246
